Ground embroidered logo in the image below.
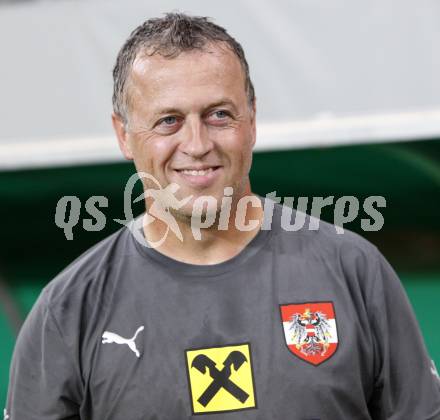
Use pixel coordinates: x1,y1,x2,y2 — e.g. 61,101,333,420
280,302,338,365
185,343,257,414
102,325,145,358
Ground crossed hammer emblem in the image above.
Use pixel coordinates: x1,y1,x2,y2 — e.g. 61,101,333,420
191,351,249,407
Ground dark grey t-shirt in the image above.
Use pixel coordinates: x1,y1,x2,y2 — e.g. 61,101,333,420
6,204,440,419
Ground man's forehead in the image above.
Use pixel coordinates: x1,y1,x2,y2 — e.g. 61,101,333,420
130,44,242,84
127,44,247,112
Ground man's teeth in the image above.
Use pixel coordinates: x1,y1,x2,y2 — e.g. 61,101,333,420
180,168,214,176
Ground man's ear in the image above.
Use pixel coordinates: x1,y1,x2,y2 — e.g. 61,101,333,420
112,112,133,160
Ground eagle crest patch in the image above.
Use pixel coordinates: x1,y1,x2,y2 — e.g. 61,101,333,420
280,302,338,365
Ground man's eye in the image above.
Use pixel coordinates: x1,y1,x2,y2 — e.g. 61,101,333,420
154,115,182,134
160,116,178,125
213,110,228,119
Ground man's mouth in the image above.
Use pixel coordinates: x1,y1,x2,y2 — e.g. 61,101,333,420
179,168,216,176
173,166,222,187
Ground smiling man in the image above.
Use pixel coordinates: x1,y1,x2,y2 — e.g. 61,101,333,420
6,13,440,420
111,30,261,264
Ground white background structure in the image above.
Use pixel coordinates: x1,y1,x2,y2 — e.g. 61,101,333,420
1,0,439,169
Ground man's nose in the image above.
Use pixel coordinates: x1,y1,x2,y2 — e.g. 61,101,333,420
178,117,213,158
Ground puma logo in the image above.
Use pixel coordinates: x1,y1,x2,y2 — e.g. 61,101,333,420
102,325,145,358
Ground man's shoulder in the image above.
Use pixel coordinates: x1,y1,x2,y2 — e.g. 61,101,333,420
271,201,377,245
270,202,380,265
267,203,387,301
42,225,134,310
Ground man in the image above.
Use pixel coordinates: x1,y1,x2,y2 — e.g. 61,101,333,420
6,13,440,419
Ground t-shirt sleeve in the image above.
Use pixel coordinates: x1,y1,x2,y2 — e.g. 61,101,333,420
367,250,440,419
5,289,83,419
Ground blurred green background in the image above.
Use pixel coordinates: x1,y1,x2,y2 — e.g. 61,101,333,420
1,139,439,406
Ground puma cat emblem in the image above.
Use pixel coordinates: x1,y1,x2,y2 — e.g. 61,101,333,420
102,325,145,358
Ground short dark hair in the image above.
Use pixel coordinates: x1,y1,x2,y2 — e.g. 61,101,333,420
112,12,255,123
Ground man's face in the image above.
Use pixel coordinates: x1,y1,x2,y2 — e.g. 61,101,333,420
113,43,256,218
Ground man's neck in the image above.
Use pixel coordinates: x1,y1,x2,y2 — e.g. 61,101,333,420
142,194,264,265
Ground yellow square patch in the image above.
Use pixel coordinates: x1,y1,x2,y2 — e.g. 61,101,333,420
185,343,257,414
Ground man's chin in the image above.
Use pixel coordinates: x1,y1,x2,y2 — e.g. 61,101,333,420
171,199,221,222
176,196,221,217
